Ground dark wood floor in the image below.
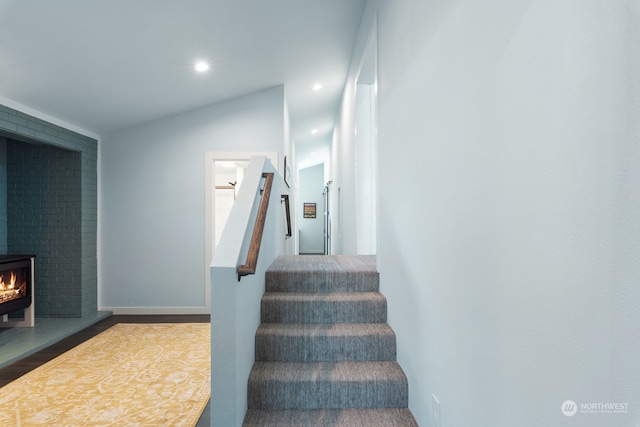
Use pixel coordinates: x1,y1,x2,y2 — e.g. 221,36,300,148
0,314,210,387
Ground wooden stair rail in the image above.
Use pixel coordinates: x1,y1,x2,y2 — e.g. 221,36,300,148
238,172,274,280
281,194,292,238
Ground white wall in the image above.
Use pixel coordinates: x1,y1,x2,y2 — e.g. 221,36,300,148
354,0,640,426
99,86,285,312
211,156,286,426
330,67,357,255
330,95,356,255
298,164,325,254
282,96,296,256
355,83,376,255
330,1,383,256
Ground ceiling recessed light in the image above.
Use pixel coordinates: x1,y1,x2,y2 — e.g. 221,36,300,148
194,61,209,72
312,83,323,91
311,129,319,134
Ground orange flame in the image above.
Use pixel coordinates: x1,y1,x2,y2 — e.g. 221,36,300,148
0,270,25,303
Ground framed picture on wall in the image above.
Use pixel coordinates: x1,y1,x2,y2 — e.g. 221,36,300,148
284,156,291,188
303,203,316,218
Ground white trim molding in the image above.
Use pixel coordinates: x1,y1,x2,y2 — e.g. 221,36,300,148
100,306,210,315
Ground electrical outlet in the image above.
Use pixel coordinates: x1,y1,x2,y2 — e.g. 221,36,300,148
432,394,441,427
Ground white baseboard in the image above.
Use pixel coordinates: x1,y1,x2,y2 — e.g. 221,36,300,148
99,306,210,315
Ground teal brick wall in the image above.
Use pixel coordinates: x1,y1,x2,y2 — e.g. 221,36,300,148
0,137,7,254
8,142,82,317
0,105,97,318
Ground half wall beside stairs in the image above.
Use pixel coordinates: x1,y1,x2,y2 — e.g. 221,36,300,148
210,156,290,426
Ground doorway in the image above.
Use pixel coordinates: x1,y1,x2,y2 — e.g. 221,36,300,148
213,160,248,247
298,164,325,255
204,151,278,308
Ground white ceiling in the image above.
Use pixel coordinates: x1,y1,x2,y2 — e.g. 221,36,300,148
0,0,366,146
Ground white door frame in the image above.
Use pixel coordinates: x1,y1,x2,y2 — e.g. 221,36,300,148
204,151,278,307
354,15,378,255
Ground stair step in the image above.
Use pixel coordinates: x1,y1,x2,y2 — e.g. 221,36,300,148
261,292,387,323
243,408,419,426
266,255,379,293
256,323,396,362
247,361,408,409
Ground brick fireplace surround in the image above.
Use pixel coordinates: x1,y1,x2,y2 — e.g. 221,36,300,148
0,105,97,319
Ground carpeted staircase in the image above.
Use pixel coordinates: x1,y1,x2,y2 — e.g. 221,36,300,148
243,255,418,426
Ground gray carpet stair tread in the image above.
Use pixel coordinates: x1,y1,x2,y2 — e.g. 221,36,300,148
243,408,419,426
249,360,407,382
266,255,379,293
255,323,396,361
248,361,408,409
267,255,378,274
261,292,387,323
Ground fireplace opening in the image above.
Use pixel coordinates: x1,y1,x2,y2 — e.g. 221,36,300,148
0,256,33,317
